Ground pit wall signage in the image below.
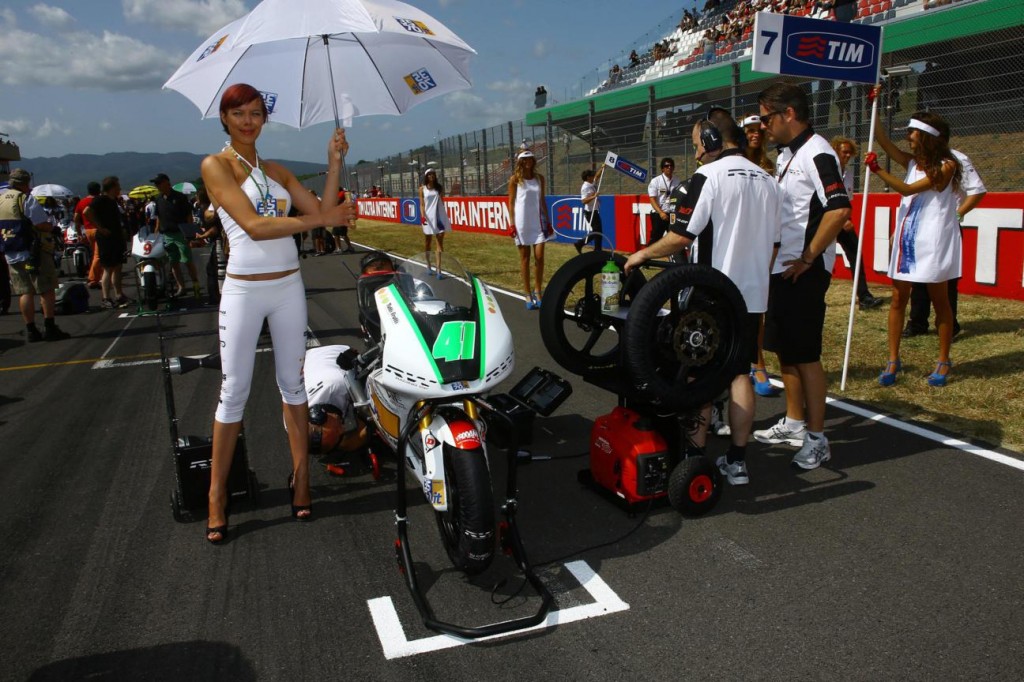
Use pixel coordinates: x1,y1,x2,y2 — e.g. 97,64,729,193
357,193,1024,301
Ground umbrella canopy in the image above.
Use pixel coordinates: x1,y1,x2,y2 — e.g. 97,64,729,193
31,184,74,199
128,185,160,200
173,181,198,195
163,0,476,129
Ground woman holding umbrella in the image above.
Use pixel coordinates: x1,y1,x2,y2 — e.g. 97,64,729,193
200,83,356,544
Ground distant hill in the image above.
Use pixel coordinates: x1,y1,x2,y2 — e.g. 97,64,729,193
18,151,327,196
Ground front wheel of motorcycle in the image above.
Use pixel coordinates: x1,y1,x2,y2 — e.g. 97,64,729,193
435,444,495,575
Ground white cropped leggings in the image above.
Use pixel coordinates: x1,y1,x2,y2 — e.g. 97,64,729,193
215,271,308,423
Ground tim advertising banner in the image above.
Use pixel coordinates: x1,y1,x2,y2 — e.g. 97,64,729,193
752,11,882,84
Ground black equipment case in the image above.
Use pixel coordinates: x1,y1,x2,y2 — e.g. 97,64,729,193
158,318,258,522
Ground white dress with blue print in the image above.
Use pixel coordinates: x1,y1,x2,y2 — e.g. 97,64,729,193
888,159,962,284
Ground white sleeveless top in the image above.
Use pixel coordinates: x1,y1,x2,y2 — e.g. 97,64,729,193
217,158,297,275
888,159,961,283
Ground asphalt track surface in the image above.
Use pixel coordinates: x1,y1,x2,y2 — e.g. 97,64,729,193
2,246,1023,681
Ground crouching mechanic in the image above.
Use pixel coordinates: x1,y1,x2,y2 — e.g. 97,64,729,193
304,344,368,455
625,114,782,485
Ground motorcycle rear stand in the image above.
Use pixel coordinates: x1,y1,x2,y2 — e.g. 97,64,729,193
393,399,554,639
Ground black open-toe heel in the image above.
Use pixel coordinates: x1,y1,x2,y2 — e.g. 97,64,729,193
287,472,312,521
206,501,229,544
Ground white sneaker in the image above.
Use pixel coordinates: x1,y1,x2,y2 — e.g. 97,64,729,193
715,456,749,485
753,418,806,447
710,402,731,437
792,434,831,470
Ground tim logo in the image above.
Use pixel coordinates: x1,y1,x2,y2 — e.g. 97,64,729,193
788,32,873,69
556,204,573,232
260,90,278,114
197,35,227,61
404,68,437,95
395,17,434,35
401,198,419,221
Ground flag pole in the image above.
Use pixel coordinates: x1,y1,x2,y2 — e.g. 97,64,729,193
840,91,880,391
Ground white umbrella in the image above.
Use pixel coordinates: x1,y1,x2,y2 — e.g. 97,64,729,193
31,184,74,199
173,181,198,195
163,0,476,130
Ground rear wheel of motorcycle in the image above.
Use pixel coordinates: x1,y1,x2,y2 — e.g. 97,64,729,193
624,264,748,411
435,444,495,575
143,271,159,311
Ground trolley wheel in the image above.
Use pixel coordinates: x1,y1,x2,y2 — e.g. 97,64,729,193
171,490,187,523
667,455,721,517
247,469,260,506
143,271,159,311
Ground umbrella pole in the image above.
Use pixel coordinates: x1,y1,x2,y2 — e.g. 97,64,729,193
322,35,350,191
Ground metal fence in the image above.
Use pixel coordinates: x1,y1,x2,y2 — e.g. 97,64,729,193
349,0,1023,199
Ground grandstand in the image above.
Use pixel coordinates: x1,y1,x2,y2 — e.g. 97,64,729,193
354,0,1022,197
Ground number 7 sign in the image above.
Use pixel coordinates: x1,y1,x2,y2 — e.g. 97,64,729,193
751,11,882,84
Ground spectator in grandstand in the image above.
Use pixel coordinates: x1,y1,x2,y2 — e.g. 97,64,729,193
647,157,681,246
534,85,547,109
904,140,986,340
832,136,883,311
867,98,961,388
752,83,851,470
608,64,622,85
575,167,605,254
629,50,641,68
419,169,449,277
507,150,550,310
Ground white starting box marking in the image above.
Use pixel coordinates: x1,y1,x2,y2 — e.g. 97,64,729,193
367,560,629,660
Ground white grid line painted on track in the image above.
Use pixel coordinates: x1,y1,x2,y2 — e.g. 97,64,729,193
367,560,629,660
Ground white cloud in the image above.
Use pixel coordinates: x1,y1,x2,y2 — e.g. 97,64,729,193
99,121,113,131
122,0,249,36
0,8,16,26
444,91,525,126
0,24,184,91
0,117,72,138
487,78,531,94
533,40,548,59
28,4,75,29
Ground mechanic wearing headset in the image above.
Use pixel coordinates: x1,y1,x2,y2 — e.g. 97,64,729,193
625,111,783,486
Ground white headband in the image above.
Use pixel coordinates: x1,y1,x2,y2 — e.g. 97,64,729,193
907,118,940,137
741,115,761,127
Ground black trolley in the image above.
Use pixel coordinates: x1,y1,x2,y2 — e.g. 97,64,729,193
157,314,259,522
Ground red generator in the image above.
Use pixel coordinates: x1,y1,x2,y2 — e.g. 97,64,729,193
589,406,673,504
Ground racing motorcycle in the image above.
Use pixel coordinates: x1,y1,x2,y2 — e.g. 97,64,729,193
58,219,91,278
344,252,552,638
131,229,168,312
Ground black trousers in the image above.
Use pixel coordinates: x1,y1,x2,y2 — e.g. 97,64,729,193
578,211,604,250
908,279,960,334
835,229,872,301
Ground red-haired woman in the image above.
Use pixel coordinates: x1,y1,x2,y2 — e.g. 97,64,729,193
867,98,961,388
200,83,356,544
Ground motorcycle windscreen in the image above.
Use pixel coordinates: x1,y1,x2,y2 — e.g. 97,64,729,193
390,283,482,385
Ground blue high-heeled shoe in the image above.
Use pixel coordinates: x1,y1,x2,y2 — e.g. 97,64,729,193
926,360,952,387
525,294,539,310
878,359,902,387
750,367,780,397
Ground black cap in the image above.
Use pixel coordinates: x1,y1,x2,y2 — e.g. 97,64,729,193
150,173,170,185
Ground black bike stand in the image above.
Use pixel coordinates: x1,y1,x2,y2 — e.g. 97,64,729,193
393,399,554,639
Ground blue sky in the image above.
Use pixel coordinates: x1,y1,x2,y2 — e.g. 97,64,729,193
1,0,692,165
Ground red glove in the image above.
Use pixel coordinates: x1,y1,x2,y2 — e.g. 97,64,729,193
867,85,879,104
865,152,881,173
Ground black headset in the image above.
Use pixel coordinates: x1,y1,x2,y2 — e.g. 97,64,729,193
698,120,723,155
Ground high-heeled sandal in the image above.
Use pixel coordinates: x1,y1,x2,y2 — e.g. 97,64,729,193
878,359,902,387
288,472,312,520
206,500,229,544
525,293,539,310
926,360,952,387
750,367,781,397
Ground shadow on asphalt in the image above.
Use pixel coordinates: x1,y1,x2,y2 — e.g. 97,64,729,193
28,641,256,682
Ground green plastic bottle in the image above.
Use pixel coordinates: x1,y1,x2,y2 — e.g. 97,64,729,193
600,259,621,313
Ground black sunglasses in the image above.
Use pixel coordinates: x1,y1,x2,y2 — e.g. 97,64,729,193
759,110,784,125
